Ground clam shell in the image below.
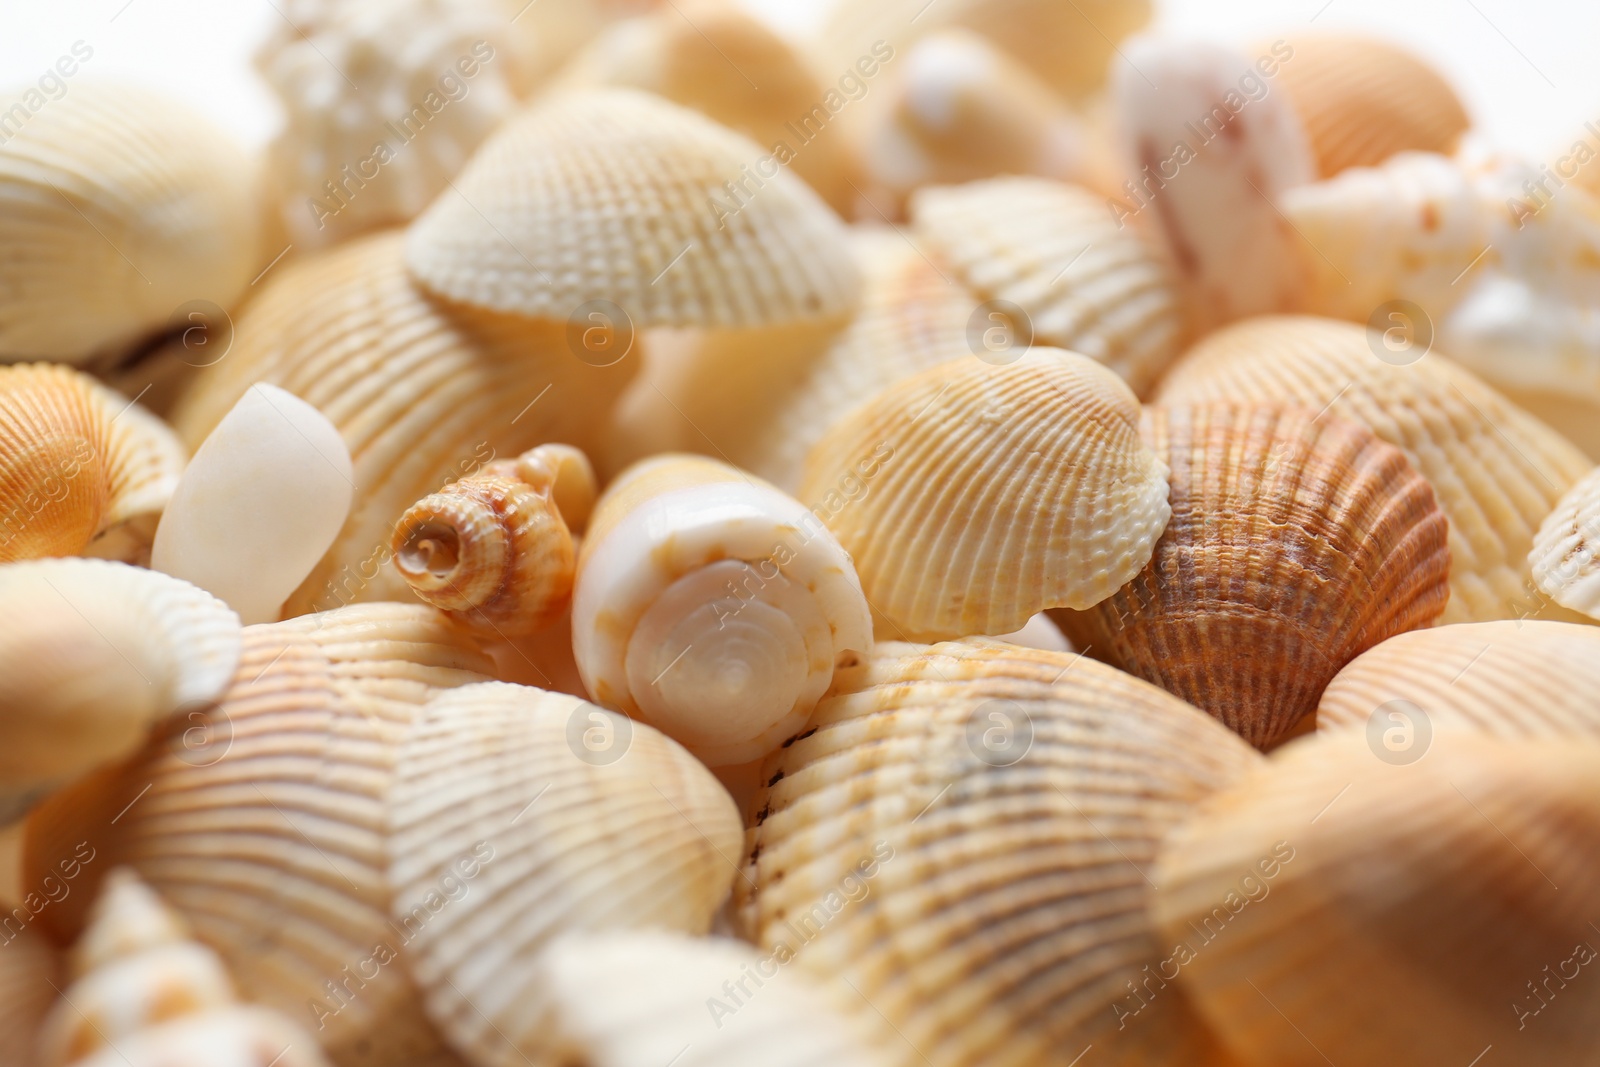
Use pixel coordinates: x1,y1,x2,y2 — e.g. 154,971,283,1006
798,348,1171,639
1155,316,1594,623
1531,465,1600,618
22,603,495,1067
0,363,186,564
573,454,873,766
385,681,741,1067
0,82,262,363
1054,403,1450,748
735,637,1260,1067
910,176,1187,396
405,89,861,327
1270,34,1470,177
1153,732,1600,1067
168,230,634,618
0,924,58,1067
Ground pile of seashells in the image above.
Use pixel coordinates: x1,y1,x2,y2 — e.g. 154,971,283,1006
3,1,1600,1065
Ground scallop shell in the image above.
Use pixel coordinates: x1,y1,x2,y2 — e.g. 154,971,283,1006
1055,403,1450,748
406,89,861,327
572,454,873,766
0,363,186,564
0,924,59,1067
1316,620,1600,739
1531,465,1600,618
22,603,496,1067
0,81,262,363
735,637,1260,1067
910,176,1187,396
168,230,635,618
0,559,240,822
1155,316,1594,623
1270,34,1470,177
1153,732,1600,1067
799,348,1171,639
385,681,741,1067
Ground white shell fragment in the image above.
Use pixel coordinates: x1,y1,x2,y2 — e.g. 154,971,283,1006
1530,465,1600,620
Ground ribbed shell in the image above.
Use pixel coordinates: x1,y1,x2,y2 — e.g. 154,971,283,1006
22,604,495,1067
1155,316,1593,623
0,924,58,1067
0,363,186,563
1271,34,1470,177
910,177,1187,396
386,682,741,1067
1317,620,1600,737
1154,733,1600,1067
1055,404,1449,748
0,82,262,362
168,231,635,618
499,0,661,93
799,349,1172,639
1530,464,1600,619
735,638,1260,1067
406,89,861,327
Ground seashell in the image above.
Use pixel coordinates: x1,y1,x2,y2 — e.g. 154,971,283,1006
0,81,262,363
798,348,1171,639
1153,732,1600,1067
0,923,59,1067
483,606,590,699
1054,403,1451,748
152,385,354,625
910,176,1187,396
386,681,741,1067
0,559,240,823
1269,34,1470,177
1492,383,1600,461
992,612,1073,653
572,454,873,766
22,603,496,1067
1110,37,1314,332
37,868,331,1067
1316,620,1600,738
393,444,596,638
1531,465,1600,618
257,0,521,247
406,89,861,327
735,637,1260,1067
499,0,660,93
0,363,185,564
1155,316,1594,624
523,930,892,1067
169,230,635,618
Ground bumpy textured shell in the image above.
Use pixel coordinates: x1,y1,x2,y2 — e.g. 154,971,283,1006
1271,34,1470,177
386,682,741,1067
22,604,495,1067
799,349,1171,639
1531,465,1600,618
735,638,1260,1067
0,82,262,363
406,89,861,326
911,177,1187,396
0,924,58,1067
0,363,186,564
1154,733,1600,1067
169,231,635,618
1055,404,1450,748
1317,620,1600,738
1156,316,1593,624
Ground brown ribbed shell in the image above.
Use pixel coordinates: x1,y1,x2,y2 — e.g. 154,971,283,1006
1054,403,1451,748
0,924,58,1067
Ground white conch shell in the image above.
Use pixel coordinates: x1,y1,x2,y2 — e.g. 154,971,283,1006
572,455,873,766
1530,465,1600,620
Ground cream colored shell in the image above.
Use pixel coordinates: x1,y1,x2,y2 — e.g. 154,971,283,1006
1530,465,1600,618
0,924,58,1067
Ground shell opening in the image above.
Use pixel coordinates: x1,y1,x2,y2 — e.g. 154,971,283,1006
398,521,463,581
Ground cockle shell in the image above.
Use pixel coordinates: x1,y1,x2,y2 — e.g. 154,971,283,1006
169,230,634,618
572,454,873,766
0,363,185,564
1155,316,1593,624
1317,620,1600,738
0,924,59,1067
1269,34,1470,177
23,603,496,1067
1153,733,1600,1067
386,681,741,1067
1055,403,1450,748
392,444,596,638
799,348,1171,639
910,177,1187,396
0,82,262,363
0,559,240,822
406,89,861,326
735,637,1260,1067
1530,465,1600,619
